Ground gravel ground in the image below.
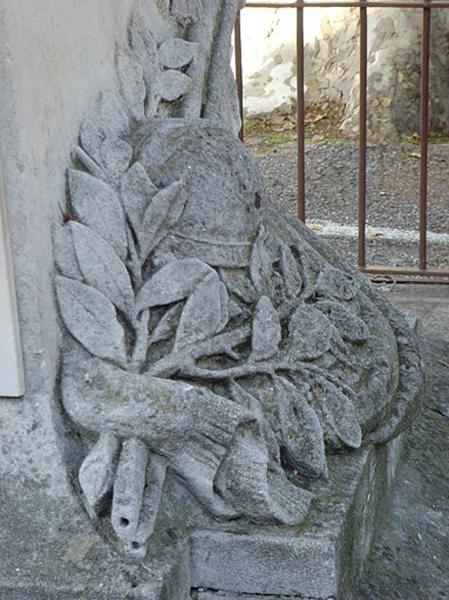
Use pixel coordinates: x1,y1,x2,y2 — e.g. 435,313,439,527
249,140,449,272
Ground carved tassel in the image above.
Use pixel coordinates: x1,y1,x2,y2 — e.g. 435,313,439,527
111,438,148,546
126,453,167,558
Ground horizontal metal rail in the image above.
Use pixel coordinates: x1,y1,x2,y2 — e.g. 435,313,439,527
235,1,449,281
246,2,449,8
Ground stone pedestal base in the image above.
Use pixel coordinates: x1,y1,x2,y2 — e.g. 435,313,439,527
189,435,405,600
0,433,404,600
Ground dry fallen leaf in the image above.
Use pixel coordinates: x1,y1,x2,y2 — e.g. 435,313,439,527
367,229,383,238
308,223,322,232
408,152,421,159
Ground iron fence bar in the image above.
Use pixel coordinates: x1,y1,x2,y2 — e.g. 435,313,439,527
297,6,306,221
363,266,449,277
419,0,431,270
235,11,245,142
237,2,449,279
358,5,368,269
246,2,449,8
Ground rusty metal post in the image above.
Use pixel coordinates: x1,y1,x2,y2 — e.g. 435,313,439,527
358,4,368,269
419,0,431,270
297,5,306,222
235,10,245,142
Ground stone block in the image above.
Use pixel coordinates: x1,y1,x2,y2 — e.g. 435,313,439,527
190,435,405,599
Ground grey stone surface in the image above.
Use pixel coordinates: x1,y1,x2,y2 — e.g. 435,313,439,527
190,434,406,598
0,1,424,598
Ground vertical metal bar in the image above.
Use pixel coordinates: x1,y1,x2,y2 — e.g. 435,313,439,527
419,0,431,270
297,5,306,222
358,5,368,269
234,10,245,142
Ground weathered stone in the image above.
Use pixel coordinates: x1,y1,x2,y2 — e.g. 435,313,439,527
0,0,423,598
52,0,422,587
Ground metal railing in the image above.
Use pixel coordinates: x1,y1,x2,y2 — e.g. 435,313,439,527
234,1,449,281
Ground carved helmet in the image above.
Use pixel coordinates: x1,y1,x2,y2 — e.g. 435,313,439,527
136,118,265,267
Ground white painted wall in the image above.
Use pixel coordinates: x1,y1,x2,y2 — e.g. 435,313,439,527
0,0,166,493
0,0,151,398
0,167,23,397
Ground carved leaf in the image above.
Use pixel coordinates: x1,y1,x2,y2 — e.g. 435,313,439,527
229,381,279,461
158,38,197,69
68,170,127,260
70,223,134,315
136,258,213,312
149,304,183,345
280,243,303,297
53,224,82,280
315,380,362,449
251,296,281,361
56,276,127,364
79,432,120,513
287,305,333,360
117,48,146,122
274,377,326,478
100,139,133,175
220,268,257,304
79,91,129,163
141,181,186,257
250,227,273,296
316,301,369,343
174,272,229,350
316,267,360,301
120,162,158,234
157,69,192,102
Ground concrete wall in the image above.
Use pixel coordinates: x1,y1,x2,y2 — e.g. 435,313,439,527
0,0,158,503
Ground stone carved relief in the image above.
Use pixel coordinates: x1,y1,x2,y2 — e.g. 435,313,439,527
54,2,422,560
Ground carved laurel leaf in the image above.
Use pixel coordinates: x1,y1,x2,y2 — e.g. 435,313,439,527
251,296,281,361
174,272,229,351
287,305,333,360
315,380,362,449
316,300,369,343
68,170,127,260
136,258,213,312
79,432,120,513
315,267,361,301
70,223,134,315
157,69,192,102
274,376,326,478
141,180,186,257
53,224,82,280
250,226,273,296
120,162,158,235
100,139,133,175
280,243,303,297
229,381,279,461
158,38,197,69
79,92,129,163
149,304,183,345
56,276,127,364
117,48,146,122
